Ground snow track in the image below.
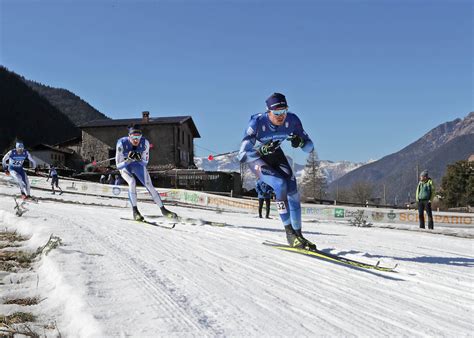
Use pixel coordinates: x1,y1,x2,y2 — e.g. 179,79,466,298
0,186,472,336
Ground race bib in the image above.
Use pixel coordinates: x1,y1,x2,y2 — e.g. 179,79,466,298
276,201,288,214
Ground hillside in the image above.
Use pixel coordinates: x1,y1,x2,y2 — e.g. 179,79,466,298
0,66,80,153
328,112,474,204
25,79,109,126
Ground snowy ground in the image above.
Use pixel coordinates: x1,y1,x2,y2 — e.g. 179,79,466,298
0,183,473,337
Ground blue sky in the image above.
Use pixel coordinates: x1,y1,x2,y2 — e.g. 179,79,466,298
1,0,472,164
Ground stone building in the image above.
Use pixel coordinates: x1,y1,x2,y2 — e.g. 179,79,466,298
80,112,200,169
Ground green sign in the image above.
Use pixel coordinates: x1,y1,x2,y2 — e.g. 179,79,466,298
335,208,345,218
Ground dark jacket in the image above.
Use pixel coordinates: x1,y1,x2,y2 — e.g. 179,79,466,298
256,180,273,199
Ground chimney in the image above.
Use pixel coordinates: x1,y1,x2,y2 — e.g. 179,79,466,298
142,111,150,124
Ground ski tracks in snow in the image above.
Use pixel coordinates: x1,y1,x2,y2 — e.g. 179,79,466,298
1,193,473,336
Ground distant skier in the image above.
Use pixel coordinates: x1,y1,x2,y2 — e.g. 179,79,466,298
47,166,63,195
256,179,273,219
239,93,316,249
2,141,37,200
116,125,177,221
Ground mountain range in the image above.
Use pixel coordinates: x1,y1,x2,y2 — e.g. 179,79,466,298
194,153,365,190
327,112,474,204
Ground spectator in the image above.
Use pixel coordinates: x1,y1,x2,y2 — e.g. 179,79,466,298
256,179,274,219
416,170,435,229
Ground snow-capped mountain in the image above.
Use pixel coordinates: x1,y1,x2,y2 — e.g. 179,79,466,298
194,153,365,191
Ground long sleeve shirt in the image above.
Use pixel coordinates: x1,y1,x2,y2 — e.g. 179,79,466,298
238,112,314,163
2,149,37,170
115,136,150,170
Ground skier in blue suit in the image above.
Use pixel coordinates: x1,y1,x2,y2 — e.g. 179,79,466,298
116,125,177,221
2,141,37,200
239,93,316,249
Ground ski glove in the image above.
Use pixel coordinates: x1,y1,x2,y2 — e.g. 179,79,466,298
127,151,142,161
259,140,281,156
288,134,305,148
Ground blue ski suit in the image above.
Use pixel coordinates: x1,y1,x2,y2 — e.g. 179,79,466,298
2,149,37,196
239,112,314,230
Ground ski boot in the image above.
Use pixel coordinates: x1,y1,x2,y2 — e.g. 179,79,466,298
285,225,316,251
160,206,177,219
132,206,144,222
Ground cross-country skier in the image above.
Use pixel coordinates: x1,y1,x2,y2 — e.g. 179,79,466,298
2,141,37,200
116,125,177,221
239,93,316,250
47,166,63,195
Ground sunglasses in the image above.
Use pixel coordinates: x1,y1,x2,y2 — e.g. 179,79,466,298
129,134,142,140
270,108,288,116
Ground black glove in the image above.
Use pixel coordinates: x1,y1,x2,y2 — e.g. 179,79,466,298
288,134,305,148
259,140,281,156
127,151,142,161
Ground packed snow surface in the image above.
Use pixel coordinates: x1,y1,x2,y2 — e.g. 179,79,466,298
0,184,473,337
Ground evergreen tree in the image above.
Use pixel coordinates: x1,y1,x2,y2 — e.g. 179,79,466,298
440,160,474,208
301,150,327,202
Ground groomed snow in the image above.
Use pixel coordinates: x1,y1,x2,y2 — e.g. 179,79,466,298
0,184,473,337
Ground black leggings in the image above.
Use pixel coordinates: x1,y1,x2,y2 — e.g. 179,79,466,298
418,200,434,229
258,198,271,217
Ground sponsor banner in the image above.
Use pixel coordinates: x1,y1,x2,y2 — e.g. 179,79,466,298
9,174,472,228
299,204,472,227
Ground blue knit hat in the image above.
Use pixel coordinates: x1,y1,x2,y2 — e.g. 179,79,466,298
265,93,288,110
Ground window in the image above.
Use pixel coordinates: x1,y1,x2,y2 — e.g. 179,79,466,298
180,150,189,163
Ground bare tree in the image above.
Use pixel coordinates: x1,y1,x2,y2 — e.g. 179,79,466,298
351,181,374,205
301,150,327,202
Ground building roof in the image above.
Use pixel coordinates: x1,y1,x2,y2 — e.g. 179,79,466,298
31,144,75,155
80,116,200,138
54,136,82,147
